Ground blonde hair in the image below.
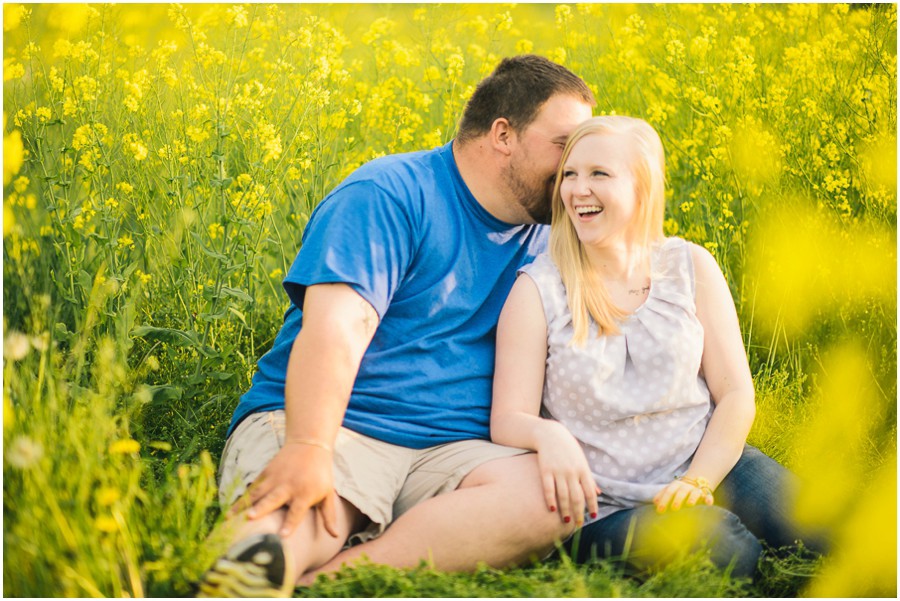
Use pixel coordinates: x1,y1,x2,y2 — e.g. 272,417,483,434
549,115,666,344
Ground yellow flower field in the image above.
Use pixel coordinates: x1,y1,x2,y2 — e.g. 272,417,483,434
3,3,896,597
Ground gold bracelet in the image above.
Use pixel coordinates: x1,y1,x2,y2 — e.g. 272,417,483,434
675,475,714,497
284,437,333,452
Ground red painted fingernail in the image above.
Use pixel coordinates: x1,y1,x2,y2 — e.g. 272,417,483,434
550,505,556,512
564,516,571,523
590,512,597,519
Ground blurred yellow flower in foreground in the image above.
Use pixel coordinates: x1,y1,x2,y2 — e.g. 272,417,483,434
630,506,721,570
790,343,880,529
108,439,140,454
806,454,896,597
748,199,896,337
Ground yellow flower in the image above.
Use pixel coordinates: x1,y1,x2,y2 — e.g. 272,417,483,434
495,12,512,32
145,355,160,371
3,115,23,185
3,5,27,32
122,133,148,161
73,75,99,101
63,97,78,117
186,124,209,144
208,223,225,240
117,234,135,249
226,5,249,27
109,439,140,454
49,67,64,93
35,107,51,122
257,122,282,163
663,218,680,236
3,58,25,81
97,487,121,507
13,175,28,193
447,54,465,80
547,47,567,65
95,515,118,533
555,4,572,26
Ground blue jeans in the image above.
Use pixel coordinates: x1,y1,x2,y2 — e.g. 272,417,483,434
563,445,829,578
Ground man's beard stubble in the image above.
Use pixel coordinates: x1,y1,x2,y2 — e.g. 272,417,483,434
504,166,554,225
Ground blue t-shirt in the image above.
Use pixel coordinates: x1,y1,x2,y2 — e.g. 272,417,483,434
228,141,548,448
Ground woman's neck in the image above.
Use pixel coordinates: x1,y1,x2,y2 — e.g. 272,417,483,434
584,240,648,282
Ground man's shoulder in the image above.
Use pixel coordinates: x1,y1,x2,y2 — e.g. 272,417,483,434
343,144,450,192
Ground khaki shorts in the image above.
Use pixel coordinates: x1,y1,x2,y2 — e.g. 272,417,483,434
218,410,528,545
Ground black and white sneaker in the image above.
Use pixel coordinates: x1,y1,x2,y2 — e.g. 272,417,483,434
197,533,294,597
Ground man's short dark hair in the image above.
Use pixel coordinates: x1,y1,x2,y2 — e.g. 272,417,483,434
456,55,596,143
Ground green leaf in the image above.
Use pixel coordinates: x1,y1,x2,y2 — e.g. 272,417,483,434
54,322,73,341
208,371,235,381
147,385,183,402
188,231,227,261
131,325,201,347
199,311,227,322
220,286,252,303
227,306,247,325
77,270,92,293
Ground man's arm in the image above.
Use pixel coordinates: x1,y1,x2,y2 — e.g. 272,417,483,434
238,283,379,537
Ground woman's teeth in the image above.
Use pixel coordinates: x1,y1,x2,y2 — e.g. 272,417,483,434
575,206,603,215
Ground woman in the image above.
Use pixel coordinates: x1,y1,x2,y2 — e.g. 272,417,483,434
491,115,783,577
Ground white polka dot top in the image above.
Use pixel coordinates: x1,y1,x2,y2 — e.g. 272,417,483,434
519,237,713,519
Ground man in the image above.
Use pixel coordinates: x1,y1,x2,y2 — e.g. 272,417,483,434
198,55,597,597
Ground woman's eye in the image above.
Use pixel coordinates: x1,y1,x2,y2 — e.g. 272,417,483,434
592,170,608,177
562,170,576,178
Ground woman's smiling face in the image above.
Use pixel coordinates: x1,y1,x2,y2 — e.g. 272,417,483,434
558,132,640,249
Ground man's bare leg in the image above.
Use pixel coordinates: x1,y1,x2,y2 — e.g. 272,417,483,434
299,454,574,584
202,493,365,595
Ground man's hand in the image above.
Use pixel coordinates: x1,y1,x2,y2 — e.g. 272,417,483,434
231,443,339,538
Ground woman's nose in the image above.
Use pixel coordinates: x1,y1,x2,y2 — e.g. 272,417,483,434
574,177,591,196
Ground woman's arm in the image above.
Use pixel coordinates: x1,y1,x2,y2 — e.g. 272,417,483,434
654,244,756,512
491,274,600,525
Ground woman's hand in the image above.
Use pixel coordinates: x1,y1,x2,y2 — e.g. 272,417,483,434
653,477,714,513
534,421,600,526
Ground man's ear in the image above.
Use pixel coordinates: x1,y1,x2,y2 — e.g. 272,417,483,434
489,118,514,156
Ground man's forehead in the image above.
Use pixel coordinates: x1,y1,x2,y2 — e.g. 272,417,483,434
529,96,592,138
